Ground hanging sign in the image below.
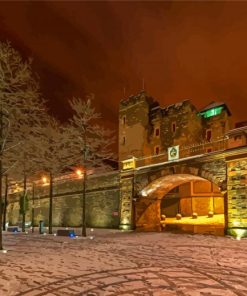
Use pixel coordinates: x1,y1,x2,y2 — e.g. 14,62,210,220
168,145,179,161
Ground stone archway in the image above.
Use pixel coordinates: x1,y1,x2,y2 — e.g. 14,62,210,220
135,174,225,234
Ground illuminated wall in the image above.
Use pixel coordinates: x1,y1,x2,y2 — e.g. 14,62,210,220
161,181,224,217
7,172,120,229
227,157,247,237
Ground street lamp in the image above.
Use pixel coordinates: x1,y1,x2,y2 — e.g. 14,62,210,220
31,182,35,233
42,176,47,184
76,169,82,178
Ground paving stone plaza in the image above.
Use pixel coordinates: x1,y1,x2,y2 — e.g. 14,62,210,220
0,229,247,296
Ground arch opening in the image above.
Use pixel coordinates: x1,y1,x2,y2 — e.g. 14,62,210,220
135,174,225,235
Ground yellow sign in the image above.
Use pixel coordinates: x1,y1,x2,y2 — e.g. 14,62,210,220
122,158,136,170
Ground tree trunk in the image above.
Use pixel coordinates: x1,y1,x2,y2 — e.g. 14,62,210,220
48,172,53,234
22,174,27,233
81,130,87,237
32,183,35,233
3,175,8,231
0,106,3,250
0,161,2,250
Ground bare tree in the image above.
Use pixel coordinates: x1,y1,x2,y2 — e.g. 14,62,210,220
9,125,46,232
65,96,115,236
0,41,42,249
35,116,68,234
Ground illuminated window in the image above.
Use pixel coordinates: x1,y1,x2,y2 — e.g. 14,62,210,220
172,122,176,133
155,127,160,137
200,107,223,118
154,146,160,155
206,129,212,141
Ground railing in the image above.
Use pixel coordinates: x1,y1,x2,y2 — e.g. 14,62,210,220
135,138,227,168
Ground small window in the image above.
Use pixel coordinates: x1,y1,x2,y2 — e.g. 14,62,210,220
172,122,176,133
122,136,126,145
154,146,160,155
207,148,212,153
206,129,212,141
155,127,160,137
122,116,126,125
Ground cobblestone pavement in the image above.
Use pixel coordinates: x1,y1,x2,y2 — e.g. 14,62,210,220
0,229,247,296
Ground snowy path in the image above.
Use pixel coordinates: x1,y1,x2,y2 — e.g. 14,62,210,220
0,230,247,295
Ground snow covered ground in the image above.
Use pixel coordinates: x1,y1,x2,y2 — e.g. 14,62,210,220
0,229,247,296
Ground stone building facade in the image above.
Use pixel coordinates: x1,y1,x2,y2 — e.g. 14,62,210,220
119,91,232,161
118,91,247,237
6,91,247,237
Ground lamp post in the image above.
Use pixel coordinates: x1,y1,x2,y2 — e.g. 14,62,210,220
82,144,87,237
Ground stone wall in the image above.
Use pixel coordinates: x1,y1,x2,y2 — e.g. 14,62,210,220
226,157,247,231
7,171,120,229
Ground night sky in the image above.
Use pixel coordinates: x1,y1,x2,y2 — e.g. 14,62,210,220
0,1,247,130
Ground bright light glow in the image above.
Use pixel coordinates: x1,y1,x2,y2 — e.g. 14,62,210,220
76,169,82,177
234,229,246,238
121,225,130,230
42,177,47,183
229,228,247,239
122,218,129,224
141,190,148,197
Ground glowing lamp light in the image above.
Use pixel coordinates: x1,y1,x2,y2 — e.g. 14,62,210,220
141,190,148,197
235,229,246,239
76,169,83,177
229,228,247,239
121,225,130,230
42,177,47,183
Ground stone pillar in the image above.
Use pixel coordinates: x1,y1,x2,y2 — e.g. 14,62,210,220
119,173,134,230
226,156,247,238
